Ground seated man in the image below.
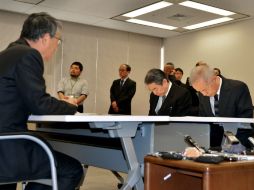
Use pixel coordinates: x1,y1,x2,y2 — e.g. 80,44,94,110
0,12,83,190
189,64,253,148
144,68,192,116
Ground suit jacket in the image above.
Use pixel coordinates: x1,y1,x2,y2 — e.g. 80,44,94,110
198,77,253,118
108,78,136,115
0,38,77,180
149,83,192,116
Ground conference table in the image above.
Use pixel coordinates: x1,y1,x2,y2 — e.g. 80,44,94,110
28,115,254,190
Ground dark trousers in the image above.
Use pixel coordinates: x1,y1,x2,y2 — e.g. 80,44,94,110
0,151,84,190
210,124,254,150
77,105,83,113
210,124,224,149
236,128,254,149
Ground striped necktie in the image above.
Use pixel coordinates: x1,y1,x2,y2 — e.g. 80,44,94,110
214,94,219,116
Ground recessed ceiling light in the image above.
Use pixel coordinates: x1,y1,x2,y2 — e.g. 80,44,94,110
127,19,177,30
123,1,172,18
113,0,244,33
179,1,235,16
184,17,233,30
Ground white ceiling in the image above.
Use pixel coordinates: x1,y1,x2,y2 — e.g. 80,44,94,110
0,0,253,38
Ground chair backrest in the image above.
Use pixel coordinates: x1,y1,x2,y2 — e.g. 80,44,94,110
0,133,58,190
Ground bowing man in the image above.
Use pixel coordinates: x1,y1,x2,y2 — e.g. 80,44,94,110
145,68,192,116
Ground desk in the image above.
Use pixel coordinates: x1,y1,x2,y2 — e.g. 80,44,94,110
28,115,254,190
144,155,254,190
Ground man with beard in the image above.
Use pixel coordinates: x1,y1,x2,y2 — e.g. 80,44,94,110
58,61,89,113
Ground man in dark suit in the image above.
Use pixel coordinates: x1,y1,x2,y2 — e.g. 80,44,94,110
0,13,83,190
144,68,192,116
164,62,176,82
108,64,136,115
189,65,253,148
174,67,186,88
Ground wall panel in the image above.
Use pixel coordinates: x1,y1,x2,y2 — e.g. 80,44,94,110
164,18,254,101
0,10,162,115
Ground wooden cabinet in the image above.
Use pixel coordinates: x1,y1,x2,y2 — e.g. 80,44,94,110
145,156,254,190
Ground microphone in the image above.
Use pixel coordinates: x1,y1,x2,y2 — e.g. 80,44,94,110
184,135,205,153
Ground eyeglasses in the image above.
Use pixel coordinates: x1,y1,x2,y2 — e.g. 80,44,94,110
53,35,62,45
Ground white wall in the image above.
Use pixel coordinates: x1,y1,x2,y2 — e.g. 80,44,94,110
0,10,162,115
164,18,254,101
6,10,253,113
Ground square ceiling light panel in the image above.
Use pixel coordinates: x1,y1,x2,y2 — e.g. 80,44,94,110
112,0,249,33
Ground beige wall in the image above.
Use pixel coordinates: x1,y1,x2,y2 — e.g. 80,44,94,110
0,10,162,115
164,18,254,101
5,10,254,113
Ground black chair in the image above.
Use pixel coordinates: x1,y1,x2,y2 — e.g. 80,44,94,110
0,132,58,190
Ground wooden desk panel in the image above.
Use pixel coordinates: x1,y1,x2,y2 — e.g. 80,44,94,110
145,156,254,190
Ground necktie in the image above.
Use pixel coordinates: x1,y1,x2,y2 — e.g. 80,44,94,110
120,80,124,88
162,96,166,103
155,96,166,114
214,94,219,116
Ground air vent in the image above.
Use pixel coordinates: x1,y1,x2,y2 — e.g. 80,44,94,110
168,13,191,21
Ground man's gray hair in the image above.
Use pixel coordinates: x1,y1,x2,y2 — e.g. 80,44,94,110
144,68,168,85
189,65,214,85
20,12,62,41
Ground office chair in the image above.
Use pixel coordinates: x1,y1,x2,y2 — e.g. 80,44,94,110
0,132,58,190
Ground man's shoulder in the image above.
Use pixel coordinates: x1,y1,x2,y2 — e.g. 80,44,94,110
78,78,88,84
222,77,248,90
112,79,120,84
113,78,120,82
169,83,191,100
60,77,69,81
1,42,39,59
172,83,189,93
126,78,136,84
58,77,70,85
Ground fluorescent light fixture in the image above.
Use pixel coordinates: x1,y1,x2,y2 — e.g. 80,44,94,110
179,1,235,16
123,1,172,18
184,17,233,30
160,46,164,70
127,19,177,30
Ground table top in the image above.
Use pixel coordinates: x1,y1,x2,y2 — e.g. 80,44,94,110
28,114,254,123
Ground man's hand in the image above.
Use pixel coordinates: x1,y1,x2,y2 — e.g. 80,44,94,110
62,97,78,107
112,101,119,112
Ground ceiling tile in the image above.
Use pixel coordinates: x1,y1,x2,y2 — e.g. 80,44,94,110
0,0,252,38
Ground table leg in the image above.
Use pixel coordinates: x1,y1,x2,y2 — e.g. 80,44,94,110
120,137,144,190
